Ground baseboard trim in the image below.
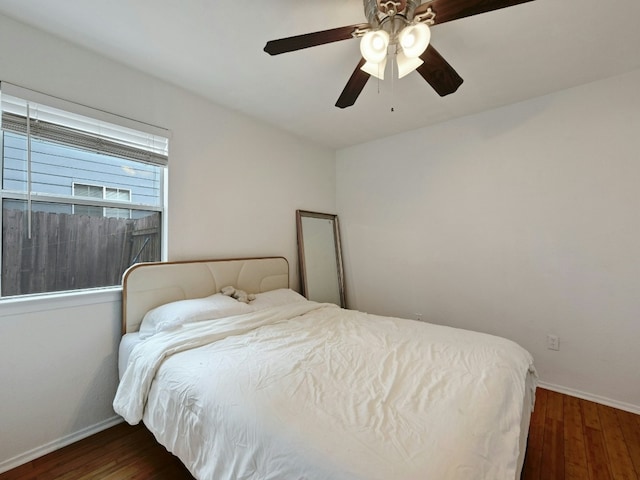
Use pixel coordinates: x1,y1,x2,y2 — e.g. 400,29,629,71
0,415,123,475
538,381,640,415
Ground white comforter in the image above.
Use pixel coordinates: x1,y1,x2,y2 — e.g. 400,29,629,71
114,302,536,480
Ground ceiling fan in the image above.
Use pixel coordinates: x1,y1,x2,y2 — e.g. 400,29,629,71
264,0,535,108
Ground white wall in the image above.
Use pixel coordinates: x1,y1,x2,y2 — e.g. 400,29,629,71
0,14,335,471
337,69,640,412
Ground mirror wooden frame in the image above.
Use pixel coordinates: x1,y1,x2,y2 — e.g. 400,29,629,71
296,210,346,307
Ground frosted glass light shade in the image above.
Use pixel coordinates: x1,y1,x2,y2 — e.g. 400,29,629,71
399,23,431,58
396,51,424,78
360,30,390,64
361,57,387,80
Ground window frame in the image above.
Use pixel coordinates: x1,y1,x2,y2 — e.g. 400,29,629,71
0,83,169,300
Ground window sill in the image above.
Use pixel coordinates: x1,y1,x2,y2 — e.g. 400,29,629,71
0,287,122,318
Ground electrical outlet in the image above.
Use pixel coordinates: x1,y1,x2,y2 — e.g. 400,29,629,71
415,313,423,321
546,334,559,351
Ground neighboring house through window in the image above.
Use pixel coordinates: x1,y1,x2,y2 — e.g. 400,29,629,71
73,183,132,219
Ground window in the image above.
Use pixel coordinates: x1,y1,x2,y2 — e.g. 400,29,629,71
73,183,132,218
1,82,169,298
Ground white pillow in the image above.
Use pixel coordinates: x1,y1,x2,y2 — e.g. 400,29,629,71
249,288,308,310
139,293,252,339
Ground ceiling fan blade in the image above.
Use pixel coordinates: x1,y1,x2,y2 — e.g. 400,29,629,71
335,58,370,109
416,45,463,96
415,0,535,25
264,24,370,55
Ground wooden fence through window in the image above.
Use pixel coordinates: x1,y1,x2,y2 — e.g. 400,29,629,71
1,208,160,296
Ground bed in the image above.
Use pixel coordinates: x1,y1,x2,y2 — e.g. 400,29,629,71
114,256,537,480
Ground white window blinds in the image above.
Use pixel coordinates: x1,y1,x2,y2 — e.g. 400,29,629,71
0,82,169,166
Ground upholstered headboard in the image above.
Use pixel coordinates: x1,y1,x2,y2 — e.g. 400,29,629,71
121,257,289,334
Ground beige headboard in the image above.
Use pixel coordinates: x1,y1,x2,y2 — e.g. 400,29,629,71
121,256,289,334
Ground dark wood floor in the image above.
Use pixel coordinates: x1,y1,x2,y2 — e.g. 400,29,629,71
522,388,640,480
1,388,638,479
0,423,194,480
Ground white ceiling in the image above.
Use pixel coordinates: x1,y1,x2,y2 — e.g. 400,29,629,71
0,0,639,149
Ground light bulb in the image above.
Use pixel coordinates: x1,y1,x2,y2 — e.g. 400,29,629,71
401,31,416,50
398,23,431,58
360,30,390,64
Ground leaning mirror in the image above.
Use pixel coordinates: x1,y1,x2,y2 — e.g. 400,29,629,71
296,210,346,307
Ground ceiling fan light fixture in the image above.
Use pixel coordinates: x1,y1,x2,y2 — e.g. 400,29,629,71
361,57,387,80
360,30,390,64
396,50,424,78
399,23,431,58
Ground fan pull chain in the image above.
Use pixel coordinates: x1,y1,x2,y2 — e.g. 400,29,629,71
390,51,396,112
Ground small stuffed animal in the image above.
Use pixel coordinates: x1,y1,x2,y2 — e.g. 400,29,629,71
220,285,256,303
